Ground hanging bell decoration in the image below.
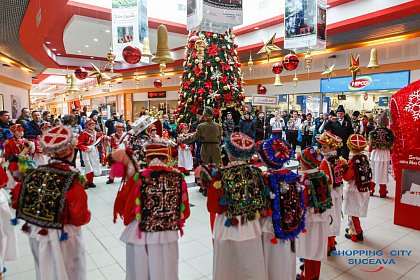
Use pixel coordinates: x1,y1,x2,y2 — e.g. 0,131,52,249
248,53,253,75
142,37,153,58
68,73,80,92
304,48,313,72
152,24,174,75
293,71,298,87
366,48,380,69
195,34,206,61
106,45,116,73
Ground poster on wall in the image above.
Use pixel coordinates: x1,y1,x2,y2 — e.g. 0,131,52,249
284,0,326,51
112,0,148,62
11,95,21,119
187,0,243,33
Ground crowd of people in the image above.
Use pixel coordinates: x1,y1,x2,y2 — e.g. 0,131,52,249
0,104,394,280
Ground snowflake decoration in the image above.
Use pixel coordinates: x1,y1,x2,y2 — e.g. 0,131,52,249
404,89,420,120
211,69,222,80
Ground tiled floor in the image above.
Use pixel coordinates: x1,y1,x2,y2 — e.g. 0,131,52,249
3,167,420,280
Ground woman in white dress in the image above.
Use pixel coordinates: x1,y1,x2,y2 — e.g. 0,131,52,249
177,123,193,171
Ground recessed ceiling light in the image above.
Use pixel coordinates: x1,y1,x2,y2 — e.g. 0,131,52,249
254,27,259,30
85,45,89,48
57,53,61,56
93,38,98,42
46,41,51,44
52,48,57,51
90,56,94,59
77,50,82,53
105,30,111,33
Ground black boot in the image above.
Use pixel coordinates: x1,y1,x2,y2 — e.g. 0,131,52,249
106,179,114,184
89,183,97,188
202,188,207,197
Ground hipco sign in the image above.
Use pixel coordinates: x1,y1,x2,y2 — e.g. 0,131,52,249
348,76,372,90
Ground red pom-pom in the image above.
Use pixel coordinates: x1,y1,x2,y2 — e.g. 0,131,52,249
302,228,307,233
270,237,278,244
232,217,239,226
350,235,358,242
38,228,48,235
21,222,30,233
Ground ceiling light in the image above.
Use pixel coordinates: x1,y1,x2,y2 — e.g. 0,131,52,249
93,38,99,42
46,41,51,44
52,48,57,51
90,56,94,59
85,45,89,48
254,27,259,30
77,50,82,53
57,53,61,56
105,30,111,33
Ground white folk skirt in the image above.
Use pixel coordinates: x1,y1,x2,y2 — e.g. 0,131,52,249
370,149,391,184
177,147,193,170
343,181,370,217
297,211,329,261
329,187,343,236
0,188,18,270
82,147,101,176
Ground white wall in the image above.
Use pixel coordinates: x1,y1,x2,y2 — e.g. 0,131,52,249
0,83,29,118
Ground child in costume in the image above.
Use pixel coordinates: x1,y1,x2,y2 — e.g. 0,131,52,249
208,132,268,280
11,125,91,280
258,135,305,280
343,134,372,242
0,165,18,280
177,123,193,172
297,147,332,280
317,132,347,255
107,122,130,184
31,122,51,166
113,140,190,280
369,111,394,197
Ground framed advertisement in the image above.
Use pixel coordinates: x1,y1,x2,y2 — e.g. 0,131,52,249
11,94,21,119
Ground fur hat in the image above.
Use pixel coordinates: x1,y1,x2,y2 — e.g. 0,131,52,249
347,134,367,154
297,147,324,170
145,141,169,158
258,135,293,169
336,105,345,113
203,106,214,117
39,125,77,158
225,132,255,160
316,132,343,149
10,124,24,132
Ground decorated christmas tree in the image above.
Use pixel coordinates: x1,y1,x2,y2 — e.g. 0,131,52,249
176,29,246,124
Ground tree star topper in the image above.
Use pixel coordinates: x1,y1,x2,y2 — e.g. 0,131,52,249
257,33,281,62
321,64,336,81
348,53,361,82
89,63,110,84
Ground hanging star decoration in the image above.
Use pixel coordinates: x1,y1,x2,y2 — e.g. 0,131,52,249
321,64,336,81
89,63,110,84
257,33,281,62
348,54,361,82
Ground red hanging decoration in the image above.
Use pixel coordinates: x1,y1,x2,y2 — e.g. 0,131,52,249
74,67,88,80
188,35,199,49
257,84,267,95
154,79,162,88
282,54,299,71
122,46,142,64
272,62,283,74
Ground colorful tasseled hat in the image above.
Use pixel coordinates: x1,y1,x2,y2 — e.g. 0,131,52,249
225,132,255,160
85,119,96,126
146,124,156,135
40,122,52,130
10,124,24,132
347,134,367,154
39,125,77,158
297,147,324,170
178,123,189,132
258,135,293,169
145,141,169,158
316,131,343,149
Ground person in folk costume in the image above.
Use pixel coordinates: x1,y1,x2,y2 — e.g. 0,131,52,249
177,123,193,172
32,122,52,166
257,135,306,280
11,125,91,280
207,132,268,280
368,111,394,198
0,165,18,280
296,147,332,280
316,132,347,255
77,119,104,189
4,124,35,184
180,107,223,168
343,134,373,242
113,140,190,280
106,122,130,184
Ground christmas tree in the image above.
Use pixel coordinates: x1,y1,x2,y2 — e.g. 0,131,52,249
176,29,246,124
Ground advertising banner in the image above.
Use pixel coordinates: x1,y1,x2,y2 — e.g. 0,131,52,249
252,95,278,105
112,0,148,61
284,0,326,51
187,0,243,33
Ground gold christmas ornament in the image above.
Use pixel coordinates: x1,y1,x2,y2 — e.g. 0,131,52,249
293,72,298,87
348,53,361,82
152,24,174,75
257,33,281,62
321,64,336,81
213,33,218,39
106,45,116,73
190,77,195,83
366,48,380,68
195,35,206,61
187,98,192,103
68,73,80,92
223,85,229,90
89,63,110,84
304,48,313,72
215,57,220,62
142,37,153,58
194,59,199,64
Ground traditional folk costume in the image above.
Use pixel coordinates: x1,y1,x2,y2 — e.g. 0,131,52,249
369,112,394,197
317,132,347,255
114,141,190,280
343,134,372,242
297,147,332,280
31,122,52,166
258,135,305,280
77,119,103,188
11,125,91,280
177,123,193,171
107,123,130,184
0,166,18,280
128,116,159,168
208,132,268,280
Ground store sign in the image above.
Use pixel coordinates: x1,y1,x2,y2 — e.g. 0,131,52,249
252,95,278,105
378,96,389,107
279,94,287,102
148,91,166,98
321,71,410,93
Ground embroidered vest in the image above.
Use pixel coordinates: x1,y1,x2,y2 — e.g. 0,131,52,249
351,154,372,192
220,164,267,222
268,170,305,240
327,156,344,189
17,166,77,229
140,171,183,232
302,171,332,213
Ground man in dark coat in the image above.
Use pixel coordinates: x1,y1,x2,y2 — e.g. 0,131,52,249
24,110,43,140
254,111,267,142
238,111,255,139
323,105,354,159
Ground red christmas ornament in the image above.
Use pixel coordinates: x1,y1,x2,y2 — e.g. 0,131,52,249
188,35,199,49
191,88,196,93
188,63,193,68
215,94,220,100
272,62,283,74
122,46,141,64
221,46,227,51
206,61,211,67
154,79,162,88
74,67,88,80
198,96,203,101
282,54,299,71
180,102,185,107
257,84,267,95
214,108,220,116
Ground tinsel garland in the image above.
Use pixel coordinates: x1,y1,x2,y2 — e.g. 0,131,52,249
268,171,305,240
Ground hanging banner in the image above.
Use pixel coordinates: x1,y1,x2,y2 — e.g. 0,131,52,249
284,0,326,51
187,0,243,33
112,0,148,62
